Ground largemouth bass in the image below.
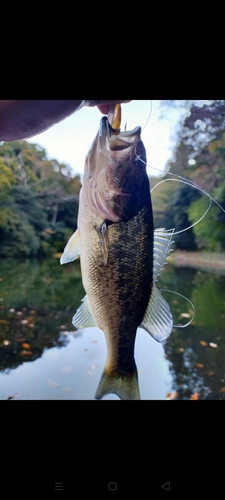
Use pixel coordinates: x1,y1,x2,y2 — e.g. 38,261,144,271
61,116,174,400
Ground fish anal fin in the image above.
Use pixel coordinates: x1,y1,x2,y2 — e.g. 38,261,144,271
60,229,80,264
95,368,140,400
141,283,173,342
72,295,98,329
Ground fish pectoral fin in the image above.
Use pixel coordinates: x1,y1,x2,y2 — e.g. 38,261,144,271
95,368,140,401
153,228,175,282
72,295,98,329
141,283,173,342
60,229,80,264
95,222,109,266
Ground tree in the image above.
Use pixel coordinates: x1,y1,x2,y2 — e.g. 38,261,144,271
0,140,81,257
156,100,225,251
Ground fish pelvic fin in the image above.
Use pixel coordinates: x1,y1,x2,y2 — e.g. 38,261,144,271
95,368,140,401
60,229,80,264
141,283,173,342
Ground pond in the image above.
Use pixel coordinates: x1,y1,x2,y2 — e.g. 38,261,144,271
0,257,225,400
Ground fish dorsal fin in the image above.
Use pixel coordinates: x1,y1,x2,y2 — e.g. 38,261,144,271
153,228,175,282
72,295,98,329
141,283,173,342
60,229,80,264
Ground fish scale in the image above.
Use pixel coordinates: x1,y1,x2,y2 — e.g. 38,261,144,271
80,204,154,376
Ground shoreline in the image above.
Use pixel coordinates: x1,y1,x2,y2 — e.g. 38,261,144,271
169,251,225,274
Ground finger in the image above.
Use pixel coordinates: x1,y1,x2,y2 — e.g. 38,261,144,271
82,100,132,116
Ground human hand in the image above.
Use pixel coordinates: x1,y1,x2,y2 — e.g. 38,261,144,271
0,100,132,141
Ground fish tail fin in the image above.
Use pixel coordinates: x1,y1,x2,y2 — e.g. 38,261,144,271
95,368,140,401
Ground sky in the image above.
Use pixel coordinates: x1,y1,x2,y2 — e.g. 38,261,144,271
27,100,182,179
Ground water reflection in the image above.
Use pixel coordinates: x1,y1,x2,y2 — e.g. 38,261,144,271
0,258,84,373
0,258,225,399
160,266,225,400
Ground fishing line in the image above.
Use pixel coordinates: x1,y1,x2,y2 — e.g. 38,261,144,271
135,153,225,235
160,289,195,328
150,173,225,214
151,177,213,235
141,100,153,133
123,101,153,133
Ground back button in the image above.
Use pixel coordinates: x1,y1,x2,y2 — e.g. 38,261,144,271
162,482,170,491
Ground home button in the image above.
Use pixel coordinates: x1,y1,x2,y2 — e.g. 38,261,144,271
108,482,117,491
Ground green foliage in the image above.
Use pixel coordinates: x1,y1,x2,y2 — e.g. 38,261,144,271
0,140,81,257
151,178,199,249
187,198,225,251
154,100,225,252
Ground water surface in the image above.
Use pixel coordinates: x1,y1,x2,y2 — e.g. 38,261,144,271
0,258,224,400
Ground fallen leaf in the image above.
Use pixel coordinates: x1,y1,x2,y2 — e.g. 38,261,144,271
195,363,204,368
48,380,59,387
0,319,9,325
166,392,178,400
19,350,33,356
22,343,31,349
175,347,184,353
200,340,207,347
220,387,225,393
190,392,200,400
25,316,36,323
179,313,191,319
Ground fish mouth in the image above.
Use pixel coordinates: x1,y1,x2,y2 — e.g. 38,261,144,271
99,116,141,151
